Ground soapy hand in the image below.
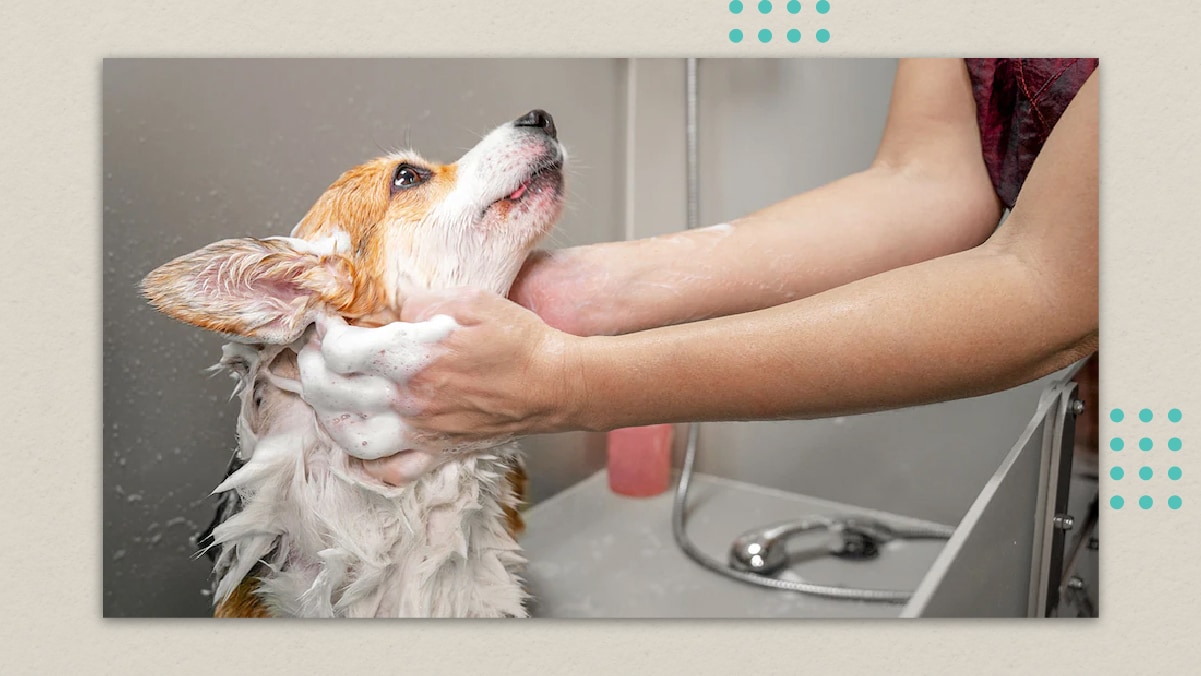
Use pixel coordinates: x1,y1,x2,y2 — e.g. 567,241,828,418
296,314,456,462
295,286,581,488
393,287,582,444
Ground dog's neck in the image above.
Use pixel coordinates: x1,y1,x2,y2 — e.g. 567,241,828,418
206,341,528,618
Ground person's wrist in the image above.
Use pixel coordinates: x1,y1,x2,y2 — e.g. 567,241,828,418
535,331,596,433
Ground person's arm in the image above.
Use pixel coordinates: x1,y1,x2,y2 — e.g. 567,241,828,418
567,71,1098,430
386,69,1096,450
511,58,1003,337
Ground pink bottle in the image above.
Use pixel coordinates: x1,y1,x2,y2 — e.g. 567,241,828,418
606,424,675,497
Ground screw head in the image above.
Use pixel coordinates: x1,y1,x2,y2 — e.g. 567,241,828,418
1070,398,1086,417
1053,514,1075,530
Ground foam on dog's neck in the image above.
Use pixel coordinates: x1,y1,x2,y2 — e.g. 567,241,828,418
296,314,457,462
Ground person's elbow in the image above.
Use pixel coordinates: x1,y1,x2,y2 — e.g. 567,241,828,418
868,152,1005,258
981,217,1098,386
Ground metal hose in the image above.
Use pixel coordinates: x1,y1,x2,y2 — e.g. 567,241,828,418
669,57,942,605
673,422,933,602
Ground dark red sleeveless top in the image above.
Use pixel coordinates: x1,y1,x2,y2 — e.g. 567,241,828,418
964,58,1098,208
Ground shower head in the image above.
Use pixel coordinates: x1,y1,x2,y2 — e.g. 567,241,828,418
728,516,928,576
727,517,837,576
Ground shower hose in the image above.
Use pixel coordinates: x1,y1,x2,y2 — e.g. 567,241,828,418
671,421,953,604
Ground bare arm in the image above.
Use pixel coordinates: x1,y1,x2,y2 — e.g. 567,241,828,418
512,58,1003,336
568,72,1098,430
380,62,1095,458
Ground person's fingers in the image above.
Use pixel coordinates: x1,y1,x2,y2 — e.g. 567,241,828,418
398,289,455,323
360,454,409,487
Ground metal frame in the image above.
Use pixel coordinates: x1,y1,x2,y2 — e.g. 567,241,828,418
1029,378,1082,617
903,362,1087,617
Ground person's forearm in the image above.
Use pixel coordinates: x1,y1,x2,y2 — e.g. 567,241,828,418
567,241,1095,431
565,67,1098,434
555,164,1001,337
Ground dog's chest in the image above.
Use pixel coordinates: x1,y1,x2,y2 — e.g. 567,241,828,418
219,440,528,618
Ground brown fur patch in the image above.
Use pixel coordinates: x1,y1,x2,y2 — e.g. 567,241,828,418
502,460,529,538
214,574,272,618
291,156,461,316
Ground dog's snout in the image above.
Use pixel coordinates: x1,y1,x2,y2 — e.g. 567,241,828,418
514,109,556,139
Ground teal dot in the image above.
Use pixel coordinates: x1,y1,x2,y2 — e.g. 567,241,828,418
729,28,744,42
1140,437,1153,451
1139,466,1153,480
787,0,801,13
729,0,744,13
758,0,772,13
1140,408,1153,422
1169,495,1182,509
1110,437,1124,451
1110,408,1124,422
815,28,830,42
1139,495,1153,509
786,28,801,42
1169,408,1182,423
1110,495,1124,509
816,0,831,12
1110,467,1124,480
758,28,772,42
1169,437,1182,451
1168,466,1182,480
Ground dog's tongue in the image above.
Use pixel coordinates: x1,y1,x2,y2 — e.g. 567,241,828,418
508,181,529,200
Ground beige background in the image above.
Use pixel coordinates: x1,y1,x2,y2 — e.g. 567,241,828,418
2,0,1197,672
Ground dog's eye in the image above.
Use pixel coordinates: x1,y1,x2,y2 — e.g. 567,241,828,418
391,163,426,192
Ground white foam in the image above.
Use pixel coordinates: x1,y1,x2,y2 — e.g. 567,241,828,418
296,314,458,460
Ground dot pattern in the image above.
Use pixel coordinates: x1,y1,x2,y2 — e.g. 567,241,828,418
1109,408,1184,510
728,0,829,43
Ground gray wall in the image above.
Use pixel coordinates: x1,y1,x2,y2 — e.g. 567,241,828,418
104,58,1049,618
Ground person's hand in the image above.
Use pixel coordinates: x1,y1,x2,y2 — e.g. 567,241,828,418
393,287,583,445
507,249,592,335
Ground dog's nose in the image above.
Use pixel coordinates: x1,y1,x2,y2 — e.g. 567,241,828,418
514,109,557,139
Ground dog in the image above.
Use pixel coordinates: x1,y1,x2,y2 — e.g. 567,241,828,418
140,109,565,618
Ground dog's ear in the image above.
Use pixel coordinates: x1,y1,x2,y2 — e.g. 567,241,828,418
140,237,357,344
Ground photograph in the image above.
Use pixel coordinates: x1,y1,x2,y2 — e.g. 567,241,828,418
103,57,1099,619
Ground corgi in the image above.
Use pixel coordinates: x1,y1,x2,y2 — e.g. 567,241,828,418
140,109,565,618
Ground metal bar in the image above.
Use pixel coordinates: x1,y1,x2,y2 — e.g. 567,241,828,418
1040,383,1080,616
685,58,700,232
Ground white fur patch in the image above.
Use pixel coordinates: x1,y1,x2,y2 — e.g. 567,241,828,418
208,345,529,618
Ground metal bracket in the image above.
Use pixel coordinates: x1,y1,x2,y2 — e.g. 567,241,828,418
1029,382,1081,617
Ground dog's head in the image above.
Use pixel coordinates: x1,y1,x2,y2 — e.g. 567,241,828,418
141,109,566,343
